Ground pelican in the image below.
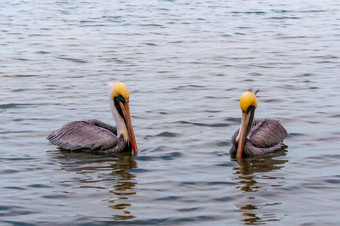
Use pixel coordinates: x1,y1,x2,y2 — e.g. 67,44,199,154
47,82,138,156
230,89,287,158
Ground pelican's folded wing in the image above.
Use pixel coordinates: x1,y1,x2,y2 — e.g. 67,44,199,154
249,118,287,148
47,120,118,151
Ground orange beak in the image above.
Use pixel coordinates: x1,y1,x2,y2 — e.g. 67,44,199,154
119,101,138,156
236,109,254,158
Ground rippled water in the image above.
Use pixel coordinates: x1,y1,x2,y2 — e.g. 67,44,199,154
1,0,340,225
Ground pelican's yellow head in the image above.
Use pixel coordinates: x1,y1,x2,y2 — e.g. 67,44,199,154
240,91,258,112
111,82,130,101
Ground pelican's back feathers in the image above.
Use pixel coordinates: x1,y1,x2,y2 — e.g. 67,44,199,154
249,119,287,148
230,118,287,157
47,119,118,151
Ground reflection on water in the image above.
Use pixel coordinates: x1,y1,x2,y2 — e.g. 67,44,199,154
2,0,340,223
50,151,137,220
232,151,288,225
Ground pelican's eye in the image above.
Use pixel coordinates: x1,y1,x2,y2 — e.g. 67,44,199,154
246,105,255,113
114,95,126,103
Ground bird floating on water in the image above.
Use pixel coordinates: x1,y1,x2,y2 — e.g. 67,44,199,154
47,82,138,156
230,89,287,158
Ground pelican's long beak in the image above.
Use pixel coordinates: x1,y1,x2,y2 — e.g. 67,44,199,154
236,107,255,158
118,101,138,156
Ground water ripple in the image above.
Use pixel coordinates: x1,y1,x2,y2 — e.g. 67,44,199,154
1,0,340,224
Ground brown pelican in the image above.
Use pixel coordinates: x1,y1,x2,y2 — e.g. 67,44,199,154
47,82,138,156
230,89,287,158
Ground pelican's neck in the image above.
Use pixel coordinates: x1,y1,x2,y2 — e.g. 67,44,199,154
110,99,129,141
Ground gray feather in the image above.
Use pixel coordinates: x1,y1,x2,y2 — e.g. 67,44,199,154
47,119,121,152
230,118,287,157
249,119,287,148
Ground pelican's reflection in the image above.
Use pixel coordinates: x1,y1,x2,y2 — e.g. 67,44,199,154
51,151,137,220
232,151,288,224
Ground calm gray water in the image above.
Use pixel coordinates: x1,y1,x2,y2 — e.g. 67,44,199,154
1,0,340,225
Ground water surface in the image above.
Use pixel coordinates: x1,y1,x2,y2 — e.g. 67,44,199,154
1,0,340,225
